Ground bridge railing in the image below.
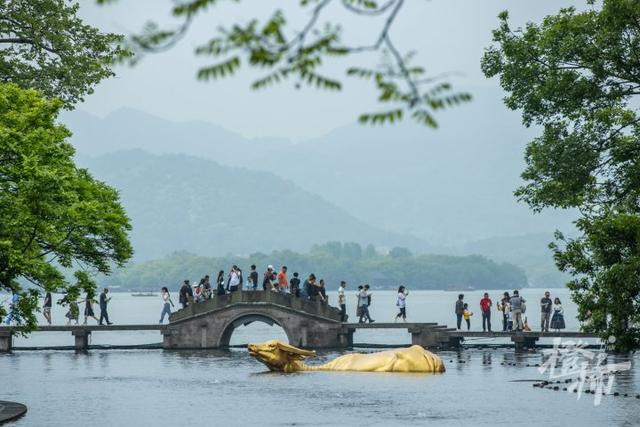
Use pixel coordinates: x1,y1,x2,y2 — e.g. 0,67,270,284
169,290,342,323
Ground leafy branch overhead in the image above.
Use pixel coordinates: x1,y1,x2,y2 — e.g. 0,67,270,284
0,0,129,109
104,0,471,127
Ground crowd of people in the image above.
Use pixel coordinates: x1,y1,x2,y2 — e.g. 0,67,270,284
2,265,566,334
167,264,409,325
454,290,566,332
60,288,114,326
1,288,114,326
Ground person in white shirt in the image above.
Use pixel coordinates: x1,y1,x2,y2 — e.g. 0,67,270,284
159,287,174,324
227,265,241,292
395,285,408,323
337,281,347,322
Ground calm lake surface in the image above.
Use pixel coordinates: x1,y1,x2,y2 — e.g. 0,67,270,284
2,288,639,426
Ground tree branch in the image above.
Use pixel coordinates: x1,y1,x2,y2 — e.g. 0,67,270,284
0,37,58,54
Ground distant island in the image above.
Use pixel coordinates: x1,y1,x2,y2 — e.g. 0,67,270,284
100,242,528,291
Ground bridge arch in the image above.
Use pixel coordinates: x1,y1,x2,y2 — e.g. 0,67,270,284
164,293,346,349
217,312,295,347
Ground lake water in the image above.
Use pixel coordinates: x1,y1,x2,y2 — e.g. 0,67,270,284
2,288,639,426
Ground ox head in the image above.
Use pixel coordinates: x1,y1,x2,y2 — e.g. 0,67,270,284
248,340,316,372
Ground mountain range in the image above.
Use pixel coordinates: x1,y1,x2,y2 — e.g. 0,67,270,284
77,150,428,260
63,88,577,285
63,87,575,246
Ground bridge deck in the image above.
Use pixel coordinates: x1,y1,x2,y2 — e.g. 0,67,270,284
0,324,597,338
345,322,438,329
449,331,600,338
0,324,166,332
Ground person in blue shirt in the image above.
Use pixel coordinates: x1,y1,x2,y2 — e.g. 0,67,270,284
4,291,20,325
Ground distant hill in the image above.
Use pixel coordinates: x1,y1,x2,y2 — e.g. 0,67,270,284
462,233,571,288
61,88,576,247
102,243,528,291
77,150,430,260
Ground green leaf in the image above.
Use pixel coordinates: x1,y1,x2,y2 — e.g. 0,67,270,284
197,56,241,80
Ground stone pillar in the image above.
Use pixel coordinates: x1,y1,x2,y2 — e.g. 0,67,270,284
410,326,461,350
200,325,208,348
72,329,91,353
409,326,440,349
511,333,539,350
162,328,175,349
0,330,12,353
296,322,309,348
338,326,354,348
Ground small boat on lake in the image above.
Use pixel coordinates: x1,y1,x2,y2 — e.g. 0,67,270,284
131,292,158,297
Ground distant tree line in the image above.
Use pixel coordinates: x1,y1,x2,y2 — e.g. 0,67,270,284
102,242,528,291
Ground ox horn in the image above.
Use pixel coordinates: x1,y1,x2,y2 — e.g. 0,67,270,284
276,341,317,358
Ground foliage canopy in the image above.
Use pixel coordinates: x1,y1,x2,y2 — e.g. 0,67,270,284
0,83,132,331
0,0,127,108
482,0,640,350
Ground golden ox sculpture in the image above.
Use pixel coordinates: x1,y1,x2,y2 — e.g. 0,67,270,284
248,340,445,373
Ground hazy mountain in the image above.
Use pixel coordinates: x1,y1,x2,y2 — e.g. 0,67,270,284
77,150,429,260
62,87,575,247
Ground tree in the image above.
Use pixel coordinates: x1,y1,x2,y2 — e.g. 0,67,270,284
364,244,377,258
388,246,412,258
99,0,470,127
481,0,640,350
0,83,133,331
0,0,128,108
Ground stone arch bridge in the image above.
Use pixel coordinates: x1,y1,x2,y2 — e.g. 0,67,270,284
163,291,350,349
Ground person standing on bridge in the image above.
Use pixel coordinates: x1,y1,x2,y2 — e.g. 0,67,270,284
338,281,347,322
43,291,52,325
463,303,473,330
203,275,212,299
290,272,301,297
304,274,319,301
263,266,275,291
227,265,241,292
504,300,513,331
159,287,174,323
249,265,259,291
455,294,465,330
497,291,510,331
277,266,289,293
480,292,492,332
550,297,565,331
180,279,193,308
4,290,19,325
99,288,113,325
395,286,408,323
216,271,226,296
318,279,327,303
509,290,526,331
65,300,80,325
540,291,552,332
358,285,374,323
83,292,99,325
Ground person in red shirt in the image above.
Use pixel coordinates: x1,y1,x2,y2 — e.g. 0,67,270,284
277,266,289,293
480,293,493,332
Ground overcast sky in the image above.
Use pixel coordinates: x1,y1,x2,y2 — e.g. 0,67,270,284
77,0,585,141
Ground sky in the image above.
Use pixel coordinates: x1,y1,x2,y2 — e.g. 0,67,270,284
77,0,587,141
